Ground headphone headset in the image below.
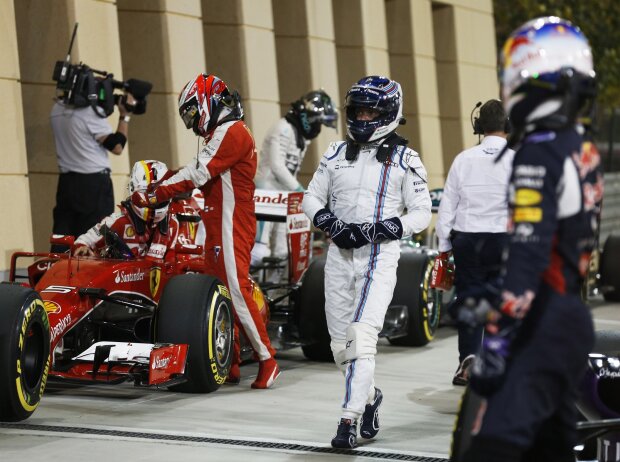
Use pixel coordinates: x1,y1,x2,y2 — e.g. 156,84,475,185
471,100,511,135
471,101,483,135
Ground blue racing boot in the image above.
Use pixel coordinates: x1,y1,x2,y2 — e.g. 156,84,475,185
331,418,358,449
360,387,383,439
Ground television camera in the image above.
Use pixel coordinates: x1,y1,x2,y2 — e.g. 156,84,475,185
52,23,152,118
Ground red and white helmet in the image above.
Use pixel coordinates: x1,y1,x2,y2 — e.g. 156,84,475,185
128,160,169,223
178,74,241,136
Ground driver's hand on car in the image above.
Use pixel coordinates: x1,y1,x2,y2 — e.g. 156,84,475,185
73,245,95,257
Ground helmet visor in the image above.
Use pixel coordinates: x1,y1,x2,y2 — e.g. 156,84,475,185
180,102,199,129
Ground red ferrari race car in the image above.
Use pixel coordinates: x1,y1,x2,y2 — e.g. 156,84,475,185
0,196,234,422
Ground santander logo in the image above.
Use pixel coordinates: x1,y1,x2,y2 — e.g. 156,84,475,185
114,270,145,284
152,357,171,370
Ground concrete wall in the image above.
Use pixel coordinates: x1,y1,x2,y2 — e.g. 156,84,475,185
2,0,499,273
1,0,34,272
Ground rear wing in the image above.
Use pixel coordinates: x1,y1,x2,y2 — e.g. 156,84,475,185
254,189,291,222
254,189,311,284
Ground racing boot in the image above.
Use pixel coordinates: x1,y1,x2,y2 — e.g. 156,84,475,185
251,357,280,389
331,418,358,449
360,387,383,439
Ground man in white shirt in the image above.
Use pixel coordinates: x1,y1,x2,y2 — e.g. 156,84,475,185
50,89,133,252
435,99,514,386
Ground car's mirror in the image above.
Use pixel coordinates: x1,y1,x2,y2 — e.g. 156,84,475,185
50,234,75,248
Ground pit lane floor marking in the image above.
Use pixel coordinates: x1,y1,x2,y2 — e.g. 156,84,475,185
0,422,449,461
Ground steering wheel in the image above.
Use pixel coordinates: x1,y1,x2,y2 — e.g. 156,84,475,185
100,225,135,260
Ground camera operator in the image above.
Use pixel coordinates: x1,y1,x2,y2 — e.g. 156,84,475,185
49,83,135,252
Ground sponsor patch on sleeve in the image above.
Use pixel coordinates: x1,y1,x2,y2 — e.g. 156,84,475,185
513,207,542,223
514,188,542,206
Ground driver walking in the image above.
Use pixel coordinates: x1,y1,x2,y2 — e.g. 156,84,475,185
303,76,432,448
74,160,179,262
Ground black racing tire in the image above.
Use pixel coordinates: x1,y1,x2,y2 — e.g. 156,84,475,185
298,256,333,362
388,252,441,347
601,234,620,302
450,387,484,461
156,274,233,393
0,284,50,422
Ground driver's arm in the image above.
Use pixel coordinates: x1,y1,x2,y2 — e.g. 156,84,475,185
74,212,125,255
141,123,252,204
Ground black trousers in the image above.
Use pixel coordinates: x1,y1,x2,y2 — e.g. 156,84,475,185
451,231,508,362
51,170,114,252
463,286,594,461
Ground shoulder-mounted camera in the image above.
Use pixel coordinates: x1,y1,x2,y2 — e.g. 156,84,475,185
52,23,152,118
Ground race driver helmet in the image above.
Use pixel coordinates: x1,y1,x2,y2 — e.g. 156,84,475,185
178,73,243,137
288,90,338,140
499,16,596,138
128,160,170,224
344,76,403,144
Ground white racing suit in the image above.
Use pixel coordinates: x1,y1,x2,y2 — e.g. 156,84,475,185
252,118,310,265
302,140,432,419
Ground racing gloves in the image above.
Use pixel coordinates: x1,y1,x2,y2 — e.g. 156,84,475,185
458,292,531,398
131,189,165,208
351,217,403,245
313,209,359,250
314,211,404,250
469,312,520,397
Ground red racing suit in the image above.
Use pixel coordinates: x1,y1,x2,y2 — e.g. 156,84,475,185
149,120,275,361
74,202,180,263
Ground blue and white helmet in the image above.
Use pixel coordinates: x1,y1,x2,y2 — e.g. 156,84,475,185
344,76,403,144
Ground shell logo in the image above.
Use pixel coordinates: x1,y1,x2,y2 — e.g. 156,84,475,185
43,300,61,314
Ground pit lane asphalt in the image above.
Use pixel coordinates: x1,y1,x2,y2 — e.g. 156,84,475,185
1,298,618,461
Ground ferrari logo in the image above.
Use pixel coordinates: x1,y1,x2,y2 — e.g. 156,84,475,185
188,222,197,241
150,267,161,298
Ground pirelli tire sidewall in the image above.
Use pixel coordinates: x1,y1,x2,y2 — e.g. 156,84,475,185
0,284,50,422
389,251,440,347
156,274,233,393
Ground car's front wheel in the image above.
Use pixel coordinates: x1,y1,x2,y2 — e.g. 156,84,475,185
0,284,50,422
156,274,233,393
